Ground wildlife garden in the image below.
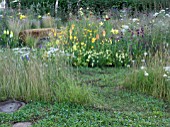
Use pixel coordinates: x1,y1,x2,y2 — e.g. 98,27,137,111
0,0,170,126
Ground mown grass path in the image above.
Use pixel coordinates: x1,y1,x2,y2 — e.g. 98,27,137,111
0,68,170,127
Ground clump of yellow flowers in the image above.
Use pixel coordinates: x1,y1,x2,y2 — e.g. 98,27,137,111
111,28,119,34
19,14,27,20
3,30,14,38
55,18,132,67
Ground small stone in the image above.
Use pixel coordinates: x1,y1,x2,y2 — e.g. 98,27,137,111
13,122,32,127
0,100,25,113
164,66,170,72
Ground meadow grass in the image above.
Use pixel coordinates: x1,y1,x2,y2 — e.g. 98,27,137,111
123,52,170,102
0,49,94,104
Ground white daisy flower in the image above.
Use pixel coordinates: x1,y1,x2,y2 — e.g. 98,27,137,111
163,74,168,77
122,25,129,29
153,12,159,17
141,66,146,70
144,71,149,77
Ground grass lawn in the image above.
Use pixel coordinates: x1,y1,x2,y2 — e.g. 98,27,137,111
0,67,169,127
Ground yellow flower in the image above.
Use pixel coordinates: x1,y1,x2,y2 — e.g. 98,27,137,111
56,40,60,45
74,36,77,40
73,45,77,51
6,30,9,35
102,30,106,37
115,39,119,43
111,29,119,34
10,31,13,38
43,51,48,59
38,15,41,18
53,32,57,37
70,35,73,40
88,30,92,33
81,42,84,45
64,41,68,44
109,38,112,44
116,53,118,58
99,22,104,26
92,38,96,43
94,30,97,33
91,46,94,49
47,13,50,16
71,24,75,30
3,30,7,34
69,29,72,35
20,14,26,20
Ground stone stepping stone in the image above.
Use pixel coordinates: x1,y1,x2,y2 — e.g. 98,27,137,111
0,100,25,113
13,122,32,127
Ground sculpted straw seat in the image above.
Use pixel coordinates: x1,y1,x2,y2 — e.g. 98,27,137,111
19,28,57,44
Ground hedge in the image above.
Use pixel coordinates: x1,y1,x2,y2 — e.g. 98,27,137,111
8,0,170,16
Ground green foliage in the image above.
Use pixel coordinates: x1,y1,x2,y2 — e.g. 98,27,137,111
24,36,39,48
8,0,170,19
9,0,54,15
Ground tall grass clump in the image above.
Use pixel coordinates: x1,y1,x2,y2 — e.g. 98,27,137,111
123,53,170,102
0,49,94,104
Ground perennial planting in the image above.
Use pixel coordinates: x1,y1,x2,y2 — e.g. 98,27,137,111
0,4,170,102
